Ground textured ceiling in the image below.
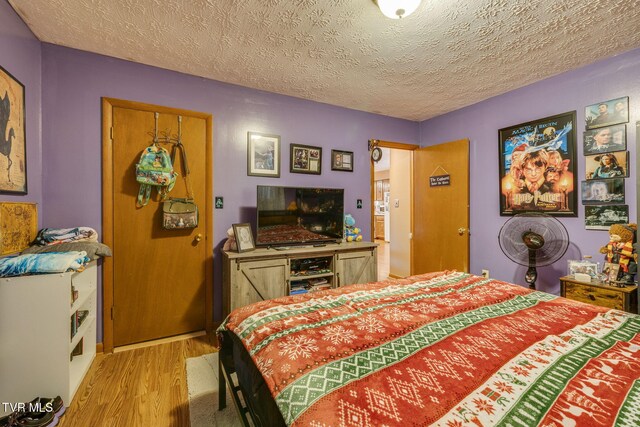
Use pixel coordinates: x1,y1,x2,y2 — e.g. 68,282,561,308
8,0,640,121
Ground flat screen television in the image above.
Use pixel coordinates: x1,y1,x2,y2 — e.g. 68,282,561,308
256,185,344,247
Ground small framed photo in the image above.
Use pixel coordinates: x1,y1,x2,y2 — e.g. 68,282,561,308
585,205,629,230
602,262,621,284
568,259,598,277
585,96,629,130
581,178,624,204
247,131,280,178
232,223,255,253
583,124,626,155
585,151,628,180
290,143,322,174
331,149,353,172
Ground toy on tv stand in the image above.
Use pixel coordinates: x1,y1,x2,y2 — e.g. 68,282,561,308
344,214,362,242
599,223,638,285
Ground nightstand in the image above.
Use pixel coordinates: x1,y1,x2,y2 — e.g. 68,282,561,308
560,275,638,314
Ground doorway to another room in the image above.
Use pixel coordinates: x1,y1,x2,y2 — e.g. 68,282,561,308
371,141,417,280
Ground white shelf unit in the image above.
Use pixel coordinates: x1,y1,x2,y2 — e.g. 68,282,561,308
0,261,97,415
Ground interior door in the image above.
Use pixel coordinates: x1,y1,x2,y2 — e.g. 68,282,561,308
412,139,469,273
104,99,212,348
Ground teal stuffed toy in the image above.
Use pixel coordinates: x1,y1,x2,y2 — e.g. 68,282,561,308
344,214,363,242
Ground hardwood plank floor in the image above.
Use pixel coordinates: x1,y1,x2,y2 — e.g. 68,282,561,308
376,239,389,280
59,333,218,427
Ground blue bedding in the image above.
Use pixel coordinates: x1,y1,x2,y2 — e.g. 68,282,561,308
0,251,90,277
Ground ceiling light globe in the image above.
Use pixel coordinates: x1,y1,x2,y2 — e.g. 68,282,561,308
376,0,421,19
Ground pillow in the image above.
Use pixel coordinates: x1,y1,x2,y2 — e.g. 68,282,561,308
22,242,112,260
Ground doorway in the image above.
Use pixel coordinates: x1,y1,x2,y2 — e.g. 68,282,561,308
102,98,213,352
370,140,418,280
370,138,470,279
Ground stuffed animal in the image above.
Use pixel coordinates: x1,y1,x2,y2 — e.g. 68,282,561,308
344,214,362,242
600,223,638,283
222,227,238,251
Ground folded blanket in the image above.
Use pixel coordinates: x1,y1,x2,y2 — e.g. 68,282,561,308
22,242,112,260
0,251,90,277
35,227,98,246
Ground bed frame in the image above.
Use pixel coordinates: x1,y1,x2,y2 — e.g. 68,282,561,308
218,341,254,427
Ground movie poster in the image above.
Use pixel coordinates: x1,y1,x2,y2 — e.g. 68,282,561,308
499,111,577,216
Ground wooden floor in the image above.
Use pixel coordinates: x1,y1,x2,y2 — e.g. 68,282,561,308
376,239,389,280
59,333,218,427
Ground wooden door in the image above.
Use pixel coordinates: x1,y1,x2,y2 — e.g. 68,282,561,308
336,249,378,286
102,98,213,350
412,139,469,274
229,258,288,313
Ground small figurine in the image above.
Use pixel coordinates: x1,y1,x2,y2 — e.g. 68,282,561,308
344,214,363,242
600,223,638,284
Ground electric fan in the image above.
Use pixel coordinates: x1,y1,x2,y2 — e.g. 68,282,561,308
498,213,569,289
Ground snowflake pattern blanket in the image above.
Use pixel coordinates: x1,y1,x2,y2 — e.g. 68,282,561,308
219,271,640,426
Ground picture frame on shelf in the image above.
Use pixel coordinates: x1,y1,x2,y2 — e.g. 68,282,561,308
290,143,322,174
498,111,577,216
580,178,624,205
232,223,255,253
585,96,629,130
331,149,353,172
585,151,628,180
583,124,626,155
567,259,599,278
247,131,280,178
602,262,620,284
0,65,27,194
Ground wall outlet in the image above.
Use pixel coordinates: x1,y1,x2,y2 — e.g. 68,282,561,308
481,269,489,278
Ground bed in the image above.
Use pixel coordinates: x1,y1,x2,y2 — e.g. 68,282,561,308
217,271,640,426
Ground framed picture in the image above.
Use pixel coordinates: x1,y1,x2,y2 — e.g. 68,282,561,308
581,178,624,204
499,111,577,216
290,143,322,174
0,65,27,194
602,262,621,284
331,149,353,172
232,223,255,253
568,259,599,277
585,205,629,230
585,151,628,180
247,131,280,178
585,96,629,130
583,124,626,155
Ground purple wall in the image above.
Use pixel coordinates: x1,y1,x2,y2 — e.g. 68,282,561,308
40,44,418,338
0,0,42,211
419,48,640,294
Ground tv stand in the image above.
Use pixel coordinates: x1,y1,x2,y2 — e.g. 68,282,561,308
222,241,377,315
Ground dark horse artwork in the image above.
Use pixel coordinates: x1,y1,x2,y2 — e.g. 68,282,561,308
0,91,15,182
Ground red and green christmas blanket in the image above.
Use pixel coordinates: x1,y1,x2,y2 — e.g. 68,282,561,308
220,271,640,426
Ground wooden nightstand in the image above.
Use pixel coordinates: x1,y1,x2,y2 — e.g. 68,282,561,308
560,275,638,314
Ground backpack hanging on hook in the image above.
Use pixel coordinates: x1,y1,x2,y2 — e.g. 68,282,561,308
135,112,177,207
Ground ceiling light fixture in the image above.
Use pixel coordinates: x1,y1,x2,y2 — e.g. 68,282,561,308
374,0,421,19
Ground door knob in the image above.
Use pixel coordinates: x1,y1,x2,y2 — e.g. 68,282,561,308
195,234,202,242
458,228,466,235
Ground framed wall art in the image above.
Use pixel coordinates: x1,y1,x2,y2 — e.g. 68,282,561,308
331,149,353,172
585,96,629,130
583,124,626,155
585,205,629,230
247,131,280,178
499,111,577,216
290,143,322,174
585,151,628,180
580,178,624,204
0,65,27,194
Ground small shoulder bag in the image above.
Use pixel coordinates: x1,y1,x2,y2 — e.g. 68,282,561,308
163,118,199,230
